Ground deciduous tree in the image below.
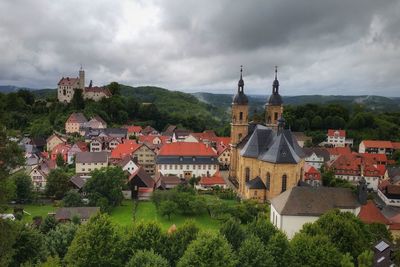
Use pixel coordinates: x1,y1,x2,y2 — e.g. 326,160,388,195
220,217,246,250
238,236,276,267
126,250,169,267
45,169,70,199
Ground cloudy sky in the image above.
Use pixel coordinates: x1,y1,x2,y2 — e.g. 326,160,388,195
1,0,399,96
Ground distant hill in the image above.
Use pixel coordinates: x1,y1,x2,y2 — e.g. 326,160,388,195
192,92,400,112
0,85,23,93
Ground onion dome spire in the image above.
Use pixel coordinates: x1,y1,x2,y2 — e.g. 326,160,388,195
268,66,283,105
233,65,248,105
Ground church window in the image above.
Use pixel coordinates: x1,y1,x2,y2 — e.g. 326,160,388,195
238,133,242,141
266,173,271,191
282,174,287,192
245,167,250,182
239,112,243,121
274,112,278,121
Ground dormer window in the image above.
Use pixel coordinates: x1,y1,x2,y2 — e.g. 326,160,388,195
192,157,196,162
180,156,183,161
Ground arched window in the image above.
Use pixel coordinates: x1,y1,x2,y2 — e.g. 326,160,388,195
274,112,278,121
282,174,287,192
245,167,250,182
239,112,243,121
238,133,242,141
266,173,271,191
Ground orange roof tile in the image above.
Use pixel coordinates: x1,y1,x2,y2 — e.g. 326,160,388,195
362,140,393,149
66,113,87,124
158,142,217,156
111,140,141,159
199,172,226,186
358,201,390,225
51,143,71,155
304,164,320,174
328,129,346,137
327,146,352,156
215,137,231,146
392,142,400,150
359,153,387,162
123,125,143,134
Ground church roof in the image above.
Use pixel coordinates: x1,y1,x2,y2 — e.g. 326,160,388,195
246,176,267,189
233,93,248,105
267,93,283,105
240,125,304,164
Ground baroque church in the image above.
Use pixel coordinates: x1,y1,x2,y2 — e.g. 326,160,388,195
229,66,305,202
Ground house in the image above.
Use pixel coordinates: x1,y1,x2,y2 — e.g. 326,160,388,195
385,166,400,183
359,140,395,155
196,172,227,190
141,126,159,136
128,167,155,200
28,160,56,191
373,240,394,267
172,129,193,142
124,125,143,138
138,135,170,148
303,147,330,169
46,134,67,152
216,140,231,170
50,143,71,163
83,115,107,130
303,164,321,187
155,173,183,190
156,142,219,179
185,131,217,145
114,156,140,175
326,129,353,147
75,151,108,175
30,137,46,151
110,140,141,159
83,84,111,102
132,144,156,174
69,175,87,192
326,146,352,161
270,184,365,238
87,128,128,152
292,132,312,147
378,183,400,207
67,142,88,164
65,113,88,134
55,207,100,223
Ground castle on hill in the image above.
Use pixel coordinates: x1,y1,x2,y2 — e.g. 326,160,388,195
57,67,111,103
229,66,305,202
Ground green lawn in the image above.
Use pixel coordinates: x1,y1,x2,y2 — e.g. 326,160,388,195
8,196,238,232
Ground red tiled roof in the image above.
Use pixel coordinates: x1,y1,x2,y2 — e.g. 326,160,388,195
392,142,400,150
58,77,79,86
158,142,217,156
362,140,393,149
51,143,71,156
358,201,390,225
75,141,88,151
215,137,231,146
304,164,320,174
359,153,387,163
199,172,226,186
376,165,386,176
328,129,346,137
389,223,400,230
327,146,352,157
66,113,87,124
190,131,217,141
139,135,169,145
124,125,143,134
111,140,141,159
390,213,400,223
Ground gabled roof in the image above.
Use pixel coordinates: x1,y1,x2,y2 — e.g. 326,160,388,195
66,113,87,124
240,125,304,164
85,86,112,96
326,146,352,157
141,126,158,135
51,143,71,155
116,156,137,168
111,140,141,159
58,77,79,86
46,134,66,144
362,140,394,149
304,164,320,174
359,153,387,162
76,151,108,163
158,142,217,157
200,173,226,186
70,175,86,189
328,129,346,137
271,186,360,216
358,201,390,225
55,207,99,220
123,125,143,134
246,176,266,189
303,147,330,161
128,167,155,188
215,137,231,147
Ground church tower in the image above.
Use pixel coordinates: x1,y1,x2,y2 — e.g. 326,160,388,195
229,66,249,178
79,66,85,90
265,66,283,128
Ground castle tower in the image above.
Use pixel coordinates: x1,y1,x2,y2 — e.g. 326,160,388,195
79,66,85,90
229,66,249,178
265,66,283,128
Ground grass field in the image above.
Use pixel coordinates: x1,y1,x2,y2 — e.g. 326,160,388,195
9,196,238,232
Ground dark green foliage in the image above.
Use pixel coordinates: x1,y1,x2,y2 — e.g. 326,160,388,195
238,236,276,267
71,88,85,110
341,253,355,267
55,153,65,168
245,217,278,245
266,231,292,267
367,223,392,243
126,250,169,267
0,219,19,267
232,199,268,223
357,250,373,267
219,217,246,250
177,232,236,267
290,233,343,267
11,224,48,266
107,82,121,96
12,173,33,202
46,223,77,258
159,200,178,220
65,213,124,267
126,221,165,256
45,169,71,199
84,167,126,212
162,220,199,266
63,190,83,207
40,215,57,234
